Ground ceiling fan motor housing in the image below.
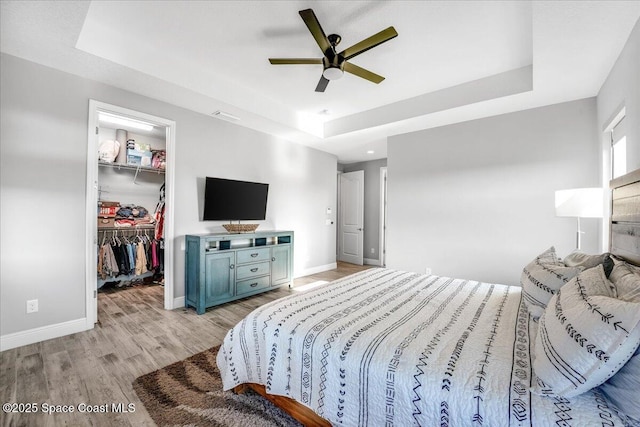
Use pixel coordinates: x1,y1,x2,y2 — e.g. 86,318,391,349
327,33,342,47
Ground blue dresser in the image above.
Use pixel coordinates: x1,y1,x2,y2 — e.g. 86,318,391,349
185,230,293,314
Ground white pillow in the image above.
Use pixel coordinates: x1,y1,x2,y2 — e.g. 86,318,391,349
532,265,640,398
521,247,583,319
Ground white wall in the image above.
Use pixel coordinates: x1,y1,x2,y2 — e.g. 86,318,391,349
597,18,640,176
386,98,600,285
0,53,337,340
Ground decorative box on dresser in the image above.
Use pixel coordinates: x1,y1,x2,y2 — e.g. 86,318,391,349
185,230,293,314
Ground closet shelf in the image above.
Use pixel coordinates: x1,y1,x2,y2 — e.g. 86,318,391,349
98,161,165,175
98,225,155,231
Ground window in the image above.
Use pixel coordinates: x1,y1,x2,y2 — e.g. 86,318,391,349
612,136,627,179
611,115,626,179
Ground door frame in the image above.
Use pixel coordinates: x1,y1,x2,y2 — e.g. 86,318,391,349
85,100,176,327
379,167,387,267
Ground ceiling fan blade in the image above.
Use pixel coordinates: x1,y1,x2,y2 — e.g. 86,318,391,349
315,76,330,92
343,62,385,84
339,26,398,60
299,9,332,56
269,58,323,65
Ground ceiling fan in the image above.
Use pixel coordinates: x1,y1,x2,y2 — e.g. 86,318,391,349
269,9,398,92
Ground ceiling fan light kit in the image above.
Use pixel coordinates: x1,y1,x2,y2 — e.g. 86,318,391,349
323,67,343,80
269,8,397,92
322,56,344,80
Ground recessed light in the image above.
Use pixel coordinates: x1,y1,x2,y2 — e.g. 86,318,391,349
367,150,375,154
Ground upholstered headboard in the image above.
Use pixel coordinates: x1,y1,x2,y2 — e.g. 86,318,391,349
610,168,640,267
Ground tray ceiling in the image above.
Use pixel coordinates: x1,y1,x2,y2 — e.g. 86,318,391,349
2,1,639,162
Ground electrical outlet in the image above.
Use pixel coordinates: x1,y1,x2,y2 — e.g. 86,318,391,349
370,248,375,254
425,268,432,275
26,299,38,314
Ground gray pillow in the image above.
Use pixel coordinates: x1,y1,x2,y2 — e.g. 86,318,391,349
609,261,640,303
599,343,640,426
563,251,614,276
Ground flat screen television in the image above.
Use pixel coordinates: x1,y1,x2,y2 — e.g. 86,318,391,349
203,177,269,221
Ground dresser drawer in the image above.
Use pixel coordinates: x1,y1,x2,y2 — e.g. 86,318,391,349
236,247,271,264
236,261,270,280
236,275,270,295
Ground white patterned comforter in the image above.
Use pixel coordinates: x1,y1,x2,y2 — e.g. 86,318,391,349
217,268,624,426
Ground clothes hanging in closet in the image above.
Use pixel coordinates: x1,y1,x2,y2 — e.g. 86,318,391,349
154,183,165,241
97,232,162,282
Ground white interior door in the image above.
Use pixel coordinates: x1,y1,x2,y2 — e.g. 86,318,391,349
338,171,364,265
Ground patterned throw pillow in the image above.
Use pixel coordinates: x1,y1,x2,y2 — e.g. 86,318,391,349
521,247,583,319
598,260,640,424
532,265,640,398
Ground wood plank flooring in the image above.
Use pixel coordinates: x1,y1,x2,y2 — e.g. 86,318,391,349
0,262,372,427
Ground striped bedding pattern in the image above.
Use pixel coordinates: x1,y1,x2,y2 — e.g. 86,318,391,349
217,268,624,426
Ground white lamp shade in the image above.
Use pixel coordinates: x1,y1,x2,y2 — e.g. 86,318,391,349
555,188,605,218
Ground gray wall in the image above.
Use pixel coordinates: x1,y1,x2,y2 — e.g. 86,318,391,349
387,98,600,285
341,159,387,264
0,53,337,337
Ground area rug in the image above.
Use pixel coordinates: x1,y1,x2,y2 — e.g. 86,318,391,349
133,345,301,426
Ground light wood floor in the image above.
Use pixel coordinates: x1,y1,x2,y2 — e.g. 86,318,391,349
0,262,372,427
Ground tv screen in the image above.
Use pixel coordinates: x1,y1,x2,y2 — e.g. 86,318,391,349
203,177,269,221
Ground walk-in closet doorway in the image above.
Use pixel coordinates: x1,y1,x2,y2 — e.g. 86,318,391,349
85,100,175,326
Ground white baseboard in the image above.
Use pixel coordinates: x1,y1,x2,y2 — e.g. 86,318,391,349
173,296,185,308
0,318,90,352
294,262,338,278
364,258,382,266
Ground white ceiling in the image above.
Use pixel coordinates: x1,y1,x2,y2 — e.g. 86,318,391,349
1,1,639,163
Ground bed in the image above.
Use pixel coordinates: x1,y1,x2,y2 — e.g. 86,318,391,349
217,169,640,426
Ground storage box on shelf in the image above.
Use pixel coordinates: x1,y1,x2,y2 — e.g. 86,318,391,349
126,141,152,167
126,148,153,167
185,231,294,314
